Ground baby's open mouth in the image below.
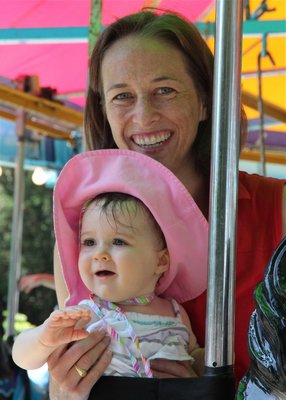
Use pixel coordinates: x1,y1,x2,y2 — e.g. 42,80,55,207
95,271,115,277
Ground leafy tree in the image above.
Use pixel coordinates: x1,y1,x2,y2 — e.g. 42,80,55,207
0,167,57,328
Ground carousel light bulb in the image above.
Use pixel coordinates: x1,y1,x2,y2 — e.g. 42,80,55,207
32,167,48,186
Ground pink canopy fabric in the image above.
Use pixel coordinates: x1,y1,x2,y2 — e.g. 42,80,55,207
0,0,214,106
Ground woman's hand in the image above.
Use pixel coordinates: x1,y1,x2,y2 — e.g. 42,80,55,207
150,359,198,378
19,273,55,293
48,329,112,400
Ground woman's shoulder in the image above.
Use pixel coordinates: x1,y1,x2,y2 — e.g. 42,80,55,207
239,170,285,198
239,169,285,185
237,170,285,252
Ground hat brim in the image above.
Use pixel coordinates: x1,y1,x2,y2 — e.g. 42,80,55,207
53,149,208,306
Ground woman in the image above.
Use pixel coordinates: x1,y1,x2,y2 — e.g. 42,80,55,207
48,10,286,399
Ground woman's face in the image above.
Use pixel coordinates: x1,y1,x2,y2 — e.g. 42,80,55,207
101,35,206,178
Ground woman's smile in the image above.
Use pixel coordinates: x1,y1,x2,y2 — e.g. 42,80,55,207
131,130,172,148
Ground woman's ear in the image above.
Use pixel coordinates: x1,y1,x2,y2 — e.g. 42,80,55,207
156,249,170,275
199,101,208,122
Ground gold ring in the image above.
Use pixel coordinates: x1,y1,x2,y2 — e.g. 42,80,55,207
75,364,87,378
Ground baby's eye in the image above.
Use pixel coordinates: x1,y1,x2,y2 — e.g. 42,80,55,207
82,239,95,247
113,238,127,246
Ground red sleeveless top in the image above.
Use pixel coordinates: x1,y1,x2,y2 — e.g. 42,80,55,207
183,171,285,382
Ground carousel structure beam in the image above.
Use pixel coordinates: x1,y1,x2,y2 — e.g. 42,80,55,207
6,109,26,338
0,20,284,44
0,84,83,127
0,83,83,142
0,108,72,140
196,19,286,36
0,26,88,44
242,90,286,123
240,149,286,165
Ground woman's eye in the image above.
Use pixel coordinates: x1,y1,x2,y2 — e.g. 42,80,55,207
113,92,133,101
82,239,95,247
113,238,127,246
156,87,176,95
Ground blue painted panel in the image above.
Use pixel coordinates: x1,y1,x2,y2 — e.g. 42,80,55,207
0,119,78,169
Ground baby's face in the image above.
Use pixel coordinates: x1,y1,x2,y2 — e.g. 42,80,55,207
78,201,169,302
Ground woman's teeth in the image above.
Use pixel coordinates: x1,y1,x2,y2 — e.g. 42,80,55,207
132,132,171,147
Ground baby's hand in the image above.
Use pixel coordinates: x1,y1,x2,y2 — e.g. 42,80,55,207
39,306,91,348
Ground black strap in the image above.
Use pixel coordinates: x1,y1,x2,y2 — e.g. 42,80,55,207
89,375,235,400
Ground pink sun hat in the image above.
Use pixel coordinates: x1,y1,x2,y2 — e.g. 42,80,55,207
53,149,208,306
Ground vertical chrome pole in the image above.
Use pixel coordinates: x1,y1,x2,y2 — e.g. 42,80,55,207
6,109,26,338
205,0,243,373
257,54,267,176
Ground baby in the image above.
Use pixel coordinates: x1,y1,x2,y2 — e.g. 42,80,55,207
12,149,207,379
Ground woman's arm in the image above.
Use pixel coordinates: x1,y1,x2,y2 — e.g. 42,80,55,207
19,273,55,293
54,243,69,307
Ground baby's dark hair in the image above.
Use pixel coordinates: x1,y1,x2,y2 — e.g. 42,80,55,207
88,192,166,249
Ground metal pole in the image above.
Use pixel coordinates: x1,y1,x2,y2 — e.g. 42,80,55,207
257,33,275,176
6,108,26,338
257,54,267,176
84,0,102,151
88,0,102,57
205,0,243,374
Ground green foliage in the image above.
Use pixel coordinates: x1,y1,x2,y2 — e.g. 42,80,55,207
2,311,35,337
0,167,57,328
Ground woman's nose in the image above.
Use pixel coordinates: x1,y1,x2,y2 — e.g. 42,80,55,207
132,96,160,126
